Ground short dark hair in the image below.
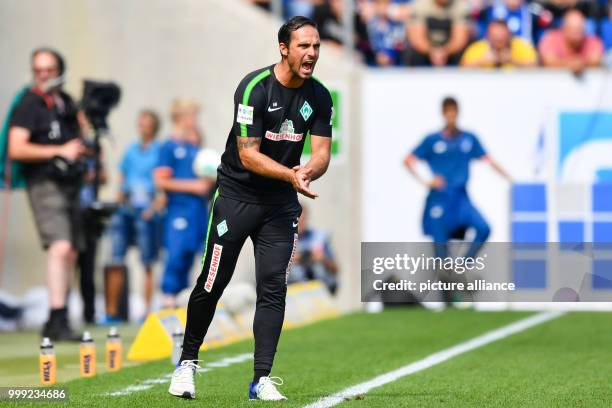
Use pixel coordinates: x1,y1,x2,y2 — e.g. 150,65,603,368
31,47,65,75
139,109,161,135
278,16,318,46
442,96,458,111
488,19,509,30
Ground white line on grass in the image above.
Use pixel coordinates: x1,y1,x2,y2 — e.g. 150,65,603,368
105,352,252,396
303,311,564,408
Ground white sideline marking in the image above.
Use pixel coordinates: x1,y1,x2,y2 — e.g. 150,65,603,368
303,311,564,408
105,353,252,396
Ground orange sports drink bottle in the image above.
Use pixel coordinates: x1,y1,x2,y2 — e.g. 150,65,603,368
105,326,122,372
39,337,57,385
80,331,96,377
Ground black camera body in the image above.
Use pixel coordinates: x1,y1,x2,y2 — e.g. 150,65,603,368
76,80,122,235
48,155,86,183
81,80,121,131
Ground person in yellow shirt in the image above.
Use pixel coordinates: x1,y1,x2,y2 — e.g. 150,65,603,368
461,20,537,68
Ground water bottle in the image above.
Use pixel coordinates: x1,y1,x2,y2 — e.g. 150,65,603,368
106,326,122,372
171,326,183,366
80,331,96,377
39,337,56,385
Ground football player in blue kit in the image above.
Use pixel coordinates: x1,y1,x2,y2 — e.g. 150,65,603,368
404,97,511,260
154,100,214,309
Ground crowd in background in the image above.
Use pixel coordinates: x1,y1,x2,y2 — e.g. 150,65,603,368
250,0,612,73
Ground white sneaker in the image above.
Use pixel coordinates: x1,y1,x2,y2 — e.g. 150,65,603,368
249,376,287,401
168,360,200,399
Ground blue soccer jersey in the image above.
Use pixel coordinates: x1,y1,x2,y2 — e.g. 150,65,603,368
157,139,206,210
412,130,486,189
483,3,533,43
157,139,208,250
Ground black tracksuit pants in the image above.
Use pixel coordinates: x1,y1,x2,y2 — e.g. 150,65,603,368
180,189,301,374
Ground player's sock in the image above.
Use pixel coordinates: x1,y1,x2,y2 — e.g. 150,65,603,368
253,369,270,384
49,307,67,322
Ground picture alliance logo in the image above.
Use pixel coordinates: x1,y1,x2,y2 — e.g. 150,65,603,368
265,119,303,142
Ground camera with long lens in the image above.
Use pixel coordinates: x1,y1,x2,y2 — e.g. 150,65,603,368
81,80,121,131
48,80,121,183
79,80,122,237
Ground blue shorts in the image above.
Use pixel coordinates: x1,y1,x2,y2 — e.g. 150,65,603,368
422,187,489,243
161,245,197,295
161,206,207,295
109,206,159,267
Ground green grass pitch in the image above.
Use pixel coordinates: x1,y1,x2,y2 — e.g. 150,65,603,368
1,309,611,407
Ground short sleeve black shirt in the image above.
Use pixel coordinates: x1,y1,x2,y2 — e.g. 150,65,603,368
9,89,80,180
218,65,333,204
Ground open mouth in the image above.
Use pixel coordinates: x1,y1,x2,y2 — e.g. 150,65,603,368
301,61,314,75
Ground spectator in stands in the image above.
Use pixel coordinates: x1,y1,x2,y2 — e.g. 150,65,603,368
461,19,537,68
313,0,373,60
388,0,413,21
248,0,272,12
406,0,471,66
288,205,339,295
541,0,595,28
284,0,315,19
479,0,536,44
106,110,162,322
248,0,315,19
364,0,408,65
359,0,413,24
538,9,603,74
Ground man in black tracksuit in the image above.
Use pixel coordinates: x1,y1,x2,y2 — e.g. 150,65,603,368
168,16,333,401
